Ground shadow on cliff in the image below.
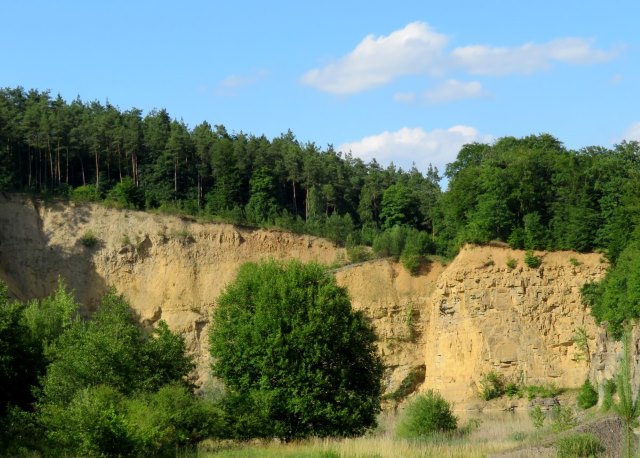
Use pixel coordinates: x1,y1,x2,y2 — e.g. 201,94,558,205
0,195,109,312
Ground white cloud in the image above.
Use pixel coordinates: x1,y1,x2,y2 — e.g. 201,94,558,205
301,22,615,94
622,122,640,141
423,79,485,104
215,69,268,96
451,38,614,76
300,22,448,94
394,92,416,103
338,125,493,174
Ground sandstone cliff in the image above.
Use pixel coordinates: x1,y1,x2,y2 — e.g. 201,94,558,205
0,196,609,404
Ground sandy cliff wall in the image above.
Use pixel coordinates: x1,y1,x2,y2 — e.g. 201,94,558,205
422,246,607,406
0,196,609,403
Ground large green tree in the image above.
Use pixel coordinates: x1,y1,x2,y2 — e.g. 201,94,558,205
209,259,383,440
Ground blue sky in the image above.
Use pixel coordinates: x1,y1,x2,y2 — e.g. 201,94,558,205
2,0,639,174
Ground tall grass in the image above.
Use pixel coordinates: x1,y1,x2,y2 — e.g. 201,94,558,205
201,411,538,458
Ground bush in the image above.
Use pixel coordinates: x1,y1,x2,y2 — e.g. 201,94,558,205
105,177,143,209
529,405,545,429
80,230,98,248
396,390,457,438
41,385,135,457
576,379,598,409
372,225,409,259
556,433,605,457
125,383,225,455
479,371,505,400
209,260,383,440
551,405,577,432
601,379,616,411
400,229,434,275
524,250,542,268
506,257,517,269
524,383,562,400
71,185,100,202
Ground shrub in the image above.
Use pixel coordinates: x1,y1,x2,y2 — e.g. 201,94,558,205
346,244,371,263
524,383,562,400
556,433,604,458
551,405,577,432
400,230,434,275
529,405,545,429
506,257,517,269
479,371,505,400
396,390,457,438
125,383,225,455
41,385,135,457
524,250,542,268
505,382,521,398
71,185,100,202
384,366,425,402
80,230,98,248
372,225,409,259
576,379,598,409
209,260,383,440
106,177,143,209
569,257,582,267
601,379,616,412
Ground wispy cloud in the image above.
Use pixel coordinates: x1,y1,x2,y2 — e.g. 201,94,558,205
452,38,614,75
300,22,448,94
338,125,494,173
423,79,486,104
215,69,268,96
301,22,616,95
394,92,416,103
622,122,640,142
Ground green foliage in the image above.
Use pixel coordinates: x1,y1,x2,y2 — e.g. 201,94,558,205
613,329,640,458
524,250,542,268
569,257,582,267
479,371,505,401
529,405,545,429
400,230,434,275
41,385,135,457
556,433,605,458
380,183,420,229
587,241,640,338
384,366,425,402
125,383,225,455
71,185,100,202
0,285,41,415
524,384,562,400
505,382,521,398
106,177,143,209
209,259,383,439
572,327,591,362
550,405,577,432
576,379,598,409
395,390,457,439
346,244,371,264
40,291,193,406
80,230,98,247
601,379,616,412
372,225,409,259
506,257,517,269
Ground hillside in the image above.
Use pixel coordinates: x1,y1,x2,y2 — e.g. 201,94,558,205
0,195,609,405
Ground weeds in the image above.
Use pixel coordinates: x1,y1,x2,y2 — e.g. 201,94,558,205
80,230,98,248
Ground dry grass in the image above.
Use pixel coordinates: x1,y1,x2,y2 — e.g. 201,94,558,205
201,410,539,458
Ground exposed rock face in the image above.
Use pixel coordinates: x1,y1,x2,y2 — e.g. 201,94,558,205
422,246,607,406
0,196,609,403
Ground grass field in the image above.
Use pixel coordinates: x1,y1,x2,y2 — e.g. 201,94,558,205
198,410,541,458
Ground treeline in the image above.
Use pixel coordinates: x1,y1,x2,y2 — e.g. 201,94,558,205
1,87,640,264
